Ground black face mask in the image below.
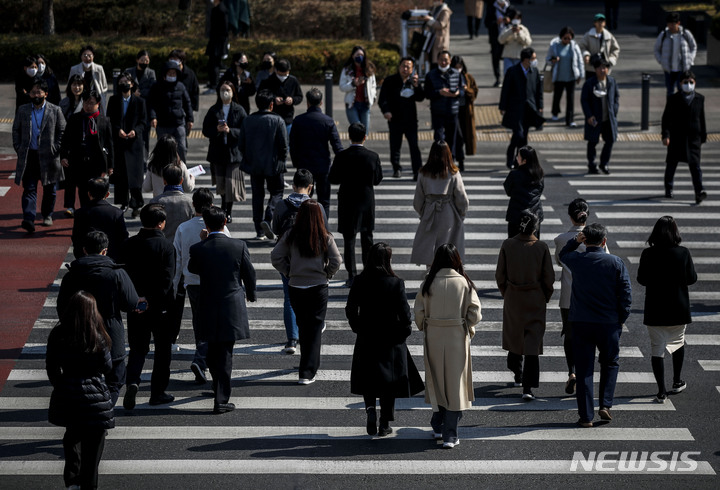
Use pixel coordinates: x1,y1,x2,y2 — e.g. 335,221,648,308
31,96,45,106
238,62,249,70
260,61,272,70
119,82,132,93
138,63,149,71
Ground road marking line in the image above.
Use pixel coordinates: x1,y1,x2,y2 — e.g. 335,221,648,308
685,335,720,346
698,360,720,371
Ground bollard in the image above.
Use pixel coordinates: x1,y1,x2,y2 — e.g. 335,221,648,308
324,70,333,118
641,73,651,131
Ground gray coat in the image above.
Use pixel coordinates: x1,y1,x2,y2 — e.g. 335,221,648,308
12,102,66,186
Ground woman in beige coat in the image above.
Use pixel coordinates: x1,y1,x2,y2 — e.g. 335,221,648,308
423,1,453,64
496,210,554,400
465,0,484,39
415,243,481,448
410,141,469,266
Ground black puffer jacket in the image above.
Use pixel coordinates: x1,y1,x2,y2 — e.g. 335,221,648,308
46,326,115,429
503,164,544,223
148,62,194,128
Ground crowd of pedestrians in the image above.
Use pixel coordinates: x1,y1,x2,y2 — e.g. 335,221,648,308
6,3,708,486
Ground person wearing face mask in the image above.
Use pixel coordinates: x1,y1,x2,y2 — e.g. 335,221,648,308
202,82,248,220
499,47,544,170
220,52,256,114
424,51,463,162
580,56,619,175
148,63,194,163
654,12,697,97
498,8,532,75
546,26,584,127
254,51,276,90
107,72,148,218
258,58,303,135
485,0,510,87
421,1,452,65
206,0,229,92
126,50,156,155
167,49,200,115
59,75,86,216
339,46,377,134
68,45,108,111
15,56,39,113
661,71,707,203
60,89,114,209
12,78,66,233
34,54,61,106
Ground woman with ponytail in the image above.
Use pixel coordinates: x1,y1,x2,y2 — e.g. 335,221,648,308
496,210,554,400
503,145,544,238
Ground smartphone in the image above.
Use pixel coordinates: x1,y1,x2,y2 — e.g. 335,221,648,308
137,301,148,312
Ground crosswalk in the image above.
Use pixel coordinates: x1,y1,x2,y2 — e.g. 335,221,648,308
1,138,719,485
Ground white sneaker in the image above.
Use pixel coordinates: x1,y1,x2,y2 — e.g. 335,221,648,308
432,431,443,440
298,378,316,385
442,439,460,449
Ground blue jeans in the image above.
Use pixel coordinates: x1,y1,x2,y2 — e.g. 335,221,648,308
346,101,370,133
664,71,683,97
572,321,622,422
280,274,298,341
503,58,521,75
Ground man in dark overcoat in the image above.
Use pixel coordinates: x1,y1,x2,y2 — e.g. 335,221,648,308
580,56,619,175
661,70,707,204
206,0,229,90
424,50,462,161
499,47,544,169
107,71,147,217
329,122,383,287
188,206,256,413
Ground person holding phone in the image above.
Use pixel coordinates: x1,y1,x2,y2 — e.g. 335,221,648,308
498,8,532,74
580,55,619,175
339,46,377,134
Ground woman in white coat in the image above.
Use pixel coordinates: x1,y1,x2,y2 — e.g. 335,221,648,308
339,46,377,134
415,243,481,448
546,26,584,127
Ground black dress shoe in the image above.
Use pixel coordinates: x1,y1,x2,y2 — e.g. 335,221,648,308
587,167,600,175
696,190,707,204
665,189,673,198
378,422,393,437
226,214,232,223
148,393,175,405
213,402,236,414
392,169,401,178
599,165,610,174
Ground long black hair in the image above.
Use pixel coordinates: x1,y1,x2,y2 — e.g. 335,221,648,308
647,215,682,247
421,243,475,296
58,291,111,354
518,146,544,183
148,134,181,176
286,200,330,258
362,242,396,277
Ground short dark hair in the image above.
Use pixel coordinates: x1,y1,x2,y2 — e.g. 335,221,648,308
136,49,149,60
192,188,214,214
118,70,138,92
293,168,314,189
23,55,38,68
162,164,183,186
647,215,682,247
582,223,607,246
306,88,322,107
348,122,366,142
506,7,518,19
82,88,101,104
202,206,226,231
168,49,186,63
559,26,575,39
591,53,610,68
666,12,681,24
140,203,167,228
30,77,49,94
437,50,451,60
681,70,696,82
83,231,109,255
275,59,291,73
255,90,274,110
87,177,109,200
520,47,535,61
399,56,415,66
79,45,95,57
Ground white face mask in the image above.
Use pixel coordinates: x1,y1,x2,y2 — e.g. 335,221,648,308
37,63,46,75
82,61,92,69
530,59,538,68
26,67,38,77
438,65,450,73
593,86,607,98
277,74,288,82
166,76,177,83
221,91,232,102
682,82,695,93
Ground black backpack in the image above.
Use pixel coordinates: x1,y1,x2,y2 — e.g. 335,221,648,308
276,198,300,238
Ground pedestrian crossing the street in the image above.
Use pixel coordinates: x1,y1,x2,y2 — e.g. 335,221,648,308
1,139,718,486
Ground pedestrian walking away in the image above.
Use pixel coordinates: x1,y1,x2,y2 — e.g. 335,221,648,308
503,146,544,239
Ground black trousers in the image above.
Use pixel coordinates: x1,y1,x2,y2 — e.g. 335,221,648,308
506,116,532,167
431,112,459,160
467,16,482,36
289,284,329,380
207,54,223,88
126,309,172,397
489,24,503,81
63,426,107,489
551,80,576,124
63,165,77,209
363,394,396,423
207,340,235,405
560,308,574,375
250,173,284,234
343,230,373,278
106,358,126,407
313,172,331,219
665,157,704,195
587,120,614,169
431,407,463,444
112,157,144,209
388,120,422,177
507,352,540,389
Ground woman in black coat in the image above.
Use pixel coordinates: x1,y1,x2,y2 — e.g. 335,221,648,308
220,52,256,114
46,291,115,490
503,146,544,238
202,81,248,221
346,242,424,437
637,216,697,403
107,71,147,217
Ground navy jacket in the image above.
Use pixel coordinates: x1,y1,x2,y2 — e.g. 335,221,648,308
581,75,619,143
500,63,544,131
424,67,462,116
149,78,193,127
559,239,632,325
289,106,343,175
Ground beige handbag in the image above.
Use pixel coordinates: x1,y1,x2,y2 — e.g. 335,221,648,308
542,63,554,93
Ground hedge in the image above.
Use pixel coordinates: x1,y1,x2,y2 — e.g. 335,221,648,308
0,36,402,85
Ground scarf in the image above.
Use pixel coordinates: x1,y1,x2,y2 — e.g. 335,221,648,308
163,184,184,193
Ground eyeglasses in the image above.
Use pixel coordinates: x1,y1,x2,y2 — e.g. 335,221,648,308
82,53,93,59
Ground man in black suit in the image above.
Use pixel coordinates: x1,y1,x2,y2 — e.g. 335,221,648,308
287,88,343,221
188,206,257,413
71,177,128,261
499,47,544,169
424,51,462,161
662,70,707,204
329,123,383,287
121,203,177,410
580,56,619,175
378,57,425,180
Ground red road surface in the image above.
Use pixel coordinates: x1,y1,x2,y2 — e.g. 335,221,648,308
0,153,75,393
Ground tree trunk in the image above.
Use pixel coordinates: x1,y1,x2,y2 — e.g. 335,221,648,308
360,0,374,41
42,0,55,35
